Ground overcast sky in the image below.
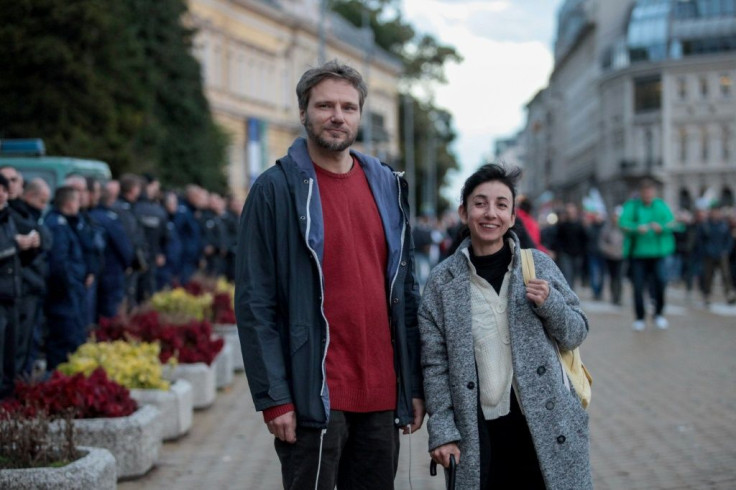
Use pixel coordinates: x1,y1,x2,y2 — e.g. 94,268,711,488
401,0,564,202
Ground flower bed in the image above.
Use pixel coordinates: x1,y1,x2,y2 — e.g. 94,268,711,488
0,369,159,480
97,311,224,366
1,369,137,419
0,446,117,490
58,341,173,390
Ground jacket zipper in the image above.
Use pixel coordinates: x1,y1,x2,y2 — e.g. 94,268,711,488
387,173,406,307
304,178,331,422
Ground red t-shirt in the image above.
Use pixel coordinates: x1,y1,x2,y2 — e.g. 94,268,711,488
262,158,397,422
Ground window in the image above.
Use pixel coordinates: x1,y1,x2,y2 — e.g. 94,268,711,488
634,76,662,112
645,128,654,166
723,125,731,160
678,77,687,99
701,127,709,161
679,127,688,162
700,77,709,98
721,74,732,97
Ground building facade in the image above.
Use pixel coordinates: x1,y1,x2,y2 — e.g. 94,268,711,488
187,0,403,197
521,0,736,211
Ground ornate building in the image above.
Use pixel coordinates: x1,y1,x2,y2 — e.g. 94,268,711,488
187,0,403,197
522,0,736,210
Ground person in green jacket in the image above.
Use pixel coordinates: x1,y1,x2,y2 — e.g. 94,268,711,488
619,179,677,331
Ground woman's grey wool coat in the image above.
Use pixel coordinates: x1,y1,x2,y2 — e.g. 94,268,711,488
418,234,593,490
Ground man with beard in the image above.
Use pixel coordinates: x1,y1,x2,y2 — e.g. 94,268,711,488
235,61,425,490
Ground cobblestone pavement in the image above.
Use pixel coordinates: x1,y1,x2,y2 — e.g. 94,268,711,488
119,285,736,489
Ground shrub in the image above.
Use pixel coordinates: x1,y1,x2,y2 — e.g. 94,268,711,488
0,408,77,470
97,311,224,365
58,341,173,390
0,369,137,420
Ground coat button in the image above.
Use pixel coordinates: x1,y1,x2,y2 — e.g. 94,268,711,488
545,401,555,410
401,261,407,267
392,297,399,304
537,366,546,375
303,179,309,184
467,382,475,390
299,216,306,221
557,435,566,444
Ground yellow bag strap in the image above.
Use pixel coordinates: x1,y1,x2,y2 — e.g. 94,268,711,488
521,249,535,285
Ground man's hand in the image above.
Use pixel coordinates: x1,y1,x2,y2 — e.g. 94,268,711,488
267,411,297,443
156,254,166,267
430,442,461,468
402,398,425,434
85,274,95,288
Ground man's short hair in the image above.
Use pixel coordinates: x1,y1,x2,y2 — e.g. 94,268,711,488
54,185,79,207
296,60,367,112
119,173,142,195
24,178,48,196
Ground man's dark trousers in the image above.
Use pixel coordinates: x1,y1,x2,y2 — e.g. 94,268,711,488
274,410,399,490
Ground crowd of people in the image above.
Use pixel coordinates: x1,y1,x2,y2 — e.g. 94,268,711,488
0,165,242,398
414,179,736,332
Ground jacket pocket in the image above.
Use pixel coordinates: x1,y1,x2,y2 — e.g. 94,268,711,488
289,322,310,355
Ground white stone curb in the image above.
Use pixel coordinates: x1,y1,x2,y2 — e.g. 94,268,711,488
214,341,234,389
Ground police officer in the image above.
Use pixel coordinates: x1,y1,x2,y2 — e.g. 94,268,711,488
175,185,203,284
65,175,104,327
201,192,228,277
112,174,148,309
0,174,23,397
0,167,49,376
156,191,183,290
89,183,134,319
44,186,88,370
134,175,168,300
15,178,52,375
222,195,242,282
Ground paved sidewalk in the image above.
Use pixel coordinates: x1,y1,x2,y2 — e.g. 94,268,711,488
120,287,736,489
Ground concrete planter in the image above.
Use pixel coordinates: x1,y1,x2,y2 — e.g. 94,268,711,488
61,404,162,480
214,341,234,389
0,446,117,490
214,323,244,371
130,379,193,441
171,362,216,409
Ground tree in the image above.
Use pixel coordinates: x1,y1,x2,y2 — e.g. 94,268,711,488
0,0,228,192
330,0,462,214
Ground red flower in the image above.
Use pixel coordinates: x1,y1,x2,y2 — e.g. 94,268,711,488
1,368,137,419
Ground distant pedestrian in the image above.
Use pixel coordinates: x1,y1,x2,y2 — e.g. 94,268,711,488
695,205,736,306
619,179,676,330
598,209,625,306
555,202,588,290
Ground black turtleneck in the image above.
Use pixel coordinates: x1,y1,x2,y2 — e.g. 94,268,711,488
469,240,512,294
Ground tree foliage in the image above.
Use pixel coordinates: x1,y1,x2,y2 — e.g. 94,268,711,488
0,0,227,192
330,0,462,214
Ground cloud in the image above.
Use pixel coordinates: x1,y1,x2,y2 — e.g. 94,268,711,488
402,0,559,198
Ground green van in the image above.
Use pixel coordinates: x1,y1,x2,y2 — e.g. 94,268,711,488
0,139,112,191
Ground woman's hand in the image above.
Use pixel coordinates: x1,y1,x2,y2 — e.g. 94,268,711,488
431,442,461,468
526,278,549,307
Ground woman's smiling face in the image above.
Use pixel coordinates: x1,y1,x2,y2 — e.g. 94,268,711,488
459,180,516,256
